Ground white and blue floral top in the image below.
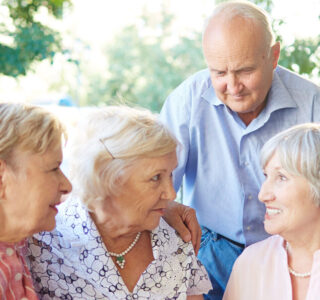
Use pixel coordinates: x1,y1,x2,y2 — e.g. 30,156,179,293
27,196,211,299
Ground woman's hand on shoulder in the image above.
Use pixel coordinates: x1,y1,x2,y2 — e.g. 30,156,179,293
163,201,201,255
187,295,204,300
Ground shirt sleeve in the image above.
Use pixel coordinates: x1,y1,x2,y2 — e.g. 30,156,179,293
312,92,320,122
160,83,191,192
186,249,212,296
171,233,212,296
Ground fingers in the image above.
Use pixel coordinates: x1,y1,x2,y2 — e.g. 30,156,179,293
163,201,192,242
164,201,202,254
183,206,202,255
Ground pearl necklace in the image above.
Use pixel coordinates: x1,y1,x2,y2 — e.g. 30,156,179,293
286,242,311,278
109,232,141,269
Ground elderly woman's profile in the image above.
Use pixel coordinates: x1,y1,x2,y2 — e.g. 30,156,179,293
28,106,211,299
0,102,72,298
223,123,320,300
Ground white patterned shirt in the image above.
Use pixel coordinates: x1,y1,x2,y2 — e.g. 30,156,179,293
27,196,211,299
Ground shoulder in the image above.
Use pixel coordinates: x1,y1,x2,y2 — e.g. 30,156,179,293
157,218,192,251
161,68,214,122
235,235,282,268
29,196,90,259
165,69,212,104
275,66,320,93
176,68,211,90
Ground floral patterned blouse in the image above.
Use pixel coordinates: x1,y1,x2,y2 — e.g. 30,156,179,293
27,196,211,299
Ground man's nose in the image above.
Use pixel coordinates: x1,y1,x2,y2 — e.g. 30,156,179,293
227,74,243,95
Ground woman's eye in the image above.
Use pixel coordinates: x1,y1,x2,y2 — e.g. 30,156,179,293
279,174,287,181
151,174,160,181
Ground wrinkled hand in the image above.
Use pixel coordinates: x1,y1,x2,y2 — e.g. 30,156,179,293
163,201,201,255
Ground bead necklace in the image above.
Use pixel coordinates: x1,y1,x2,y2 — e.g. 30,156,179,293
109,232,141,269
286,241,311,278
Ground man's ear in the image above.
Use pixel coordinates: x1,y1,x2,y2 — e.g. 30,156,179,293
271,41,281,69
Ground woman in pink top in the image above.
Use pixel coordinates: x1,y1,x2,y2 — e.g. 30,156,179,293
224,123,320,300
0,103,72,299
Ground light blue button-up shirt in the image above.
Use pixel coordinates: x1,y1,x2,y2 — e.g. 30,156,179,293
160,66,320,245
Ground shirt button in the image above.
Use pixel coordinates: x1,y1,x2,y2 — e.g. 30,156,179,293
244,161,249,166
248,195,252,200
246,226,251,231
6,248,14,256
15,273,22,281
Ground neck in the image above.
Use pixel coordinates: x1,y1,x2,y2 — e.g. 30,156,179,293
285,237,320,277
284,223,320,254
236,98,267,126
90,211,142,252
0,216,28,243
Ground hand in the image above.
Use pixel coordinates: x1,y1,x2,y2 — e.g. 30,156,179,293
163,201,202,255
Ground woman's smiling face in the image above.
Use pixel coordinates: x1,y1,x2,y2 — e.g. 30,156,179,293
258,152,320,240
1,145,72,238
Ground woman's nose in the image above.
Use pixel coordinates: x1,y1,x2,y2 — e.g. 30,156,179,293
60,171,72,194
163,179,176,202
258,180,274,203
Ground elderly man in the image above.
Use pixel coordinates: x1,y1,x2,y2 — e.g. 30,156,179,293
161,1,320,299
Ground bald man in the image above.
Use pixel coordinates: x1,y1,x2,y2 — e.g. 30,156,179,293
161,1,320,299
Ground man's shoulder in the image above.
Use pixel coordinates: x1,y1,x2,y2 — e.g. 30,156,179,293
275,66,320,92
172,68,212,94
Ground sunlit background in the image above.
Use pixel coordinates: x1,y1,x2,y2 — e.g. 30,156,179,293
0,0,319,110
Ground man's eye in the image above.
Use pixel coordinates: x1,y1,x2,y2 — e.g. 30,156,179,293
151,174,160,181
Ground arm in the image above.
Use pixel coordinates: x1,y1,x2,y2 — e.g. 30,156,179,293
163,201,201,255
187,295,204,300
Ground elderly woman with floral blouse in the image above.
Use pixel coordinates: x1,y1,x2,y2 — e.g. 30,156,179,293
0,103,71,299
28,106,211,299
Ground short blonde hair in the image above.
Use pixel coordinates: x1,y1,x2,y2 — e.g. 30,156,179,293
260,123,320,206
205,1,275,48
0,103,66,164
68,106,178,207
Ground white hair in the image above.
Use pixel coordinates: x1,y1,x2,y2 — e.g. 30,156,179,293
0,102,65,165
68,106,178,207
260,123,320,206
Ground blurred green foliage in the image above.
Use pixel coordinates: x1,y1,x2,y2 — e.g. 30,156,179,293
0,0,71,77
85,7,206,111
85,0,319,111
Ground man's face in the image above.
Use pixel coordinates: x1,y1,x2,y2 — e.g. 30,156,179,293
203,16,279,125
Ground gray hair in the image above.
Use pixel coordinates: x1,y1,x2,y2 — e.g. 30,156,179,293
260,123,320,206
0,102,66,164
68,106,178,207
204,1,275,47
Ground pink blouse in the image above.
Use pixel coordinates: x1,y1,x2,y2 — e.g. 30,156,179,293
223,235,320,300
0,240,38,300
